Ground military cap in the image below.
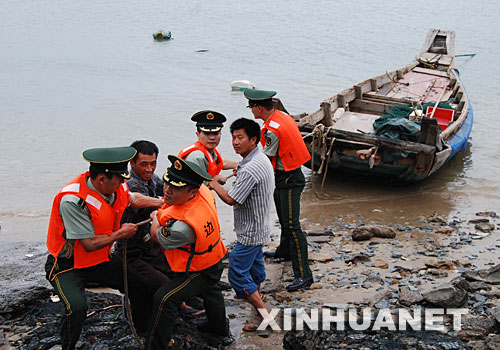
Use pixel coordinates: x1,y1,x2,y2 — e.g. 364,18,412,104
244,89,277,101
163,155,212,188
191,110,226,132
82,146,136,179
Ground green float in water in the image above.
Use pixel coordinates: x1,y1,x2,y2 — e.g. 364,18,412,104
153,30,172,41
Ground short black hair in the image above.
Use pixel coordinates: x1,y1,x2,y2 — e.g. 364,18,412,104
89,166,114,180
130,140,159,162
230,118,261,146
249,98,274,111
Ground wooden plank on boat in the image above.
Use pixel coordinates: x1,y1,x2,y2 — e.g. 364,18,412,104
412,67,449,78
419,117,441,149
355,85,363,99
320,101,332,126
350,99,391,114
362,93,414,104
301,124,435,154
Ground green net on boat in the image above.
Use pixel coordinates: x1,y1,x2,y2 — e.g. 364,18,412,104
372,102,453,162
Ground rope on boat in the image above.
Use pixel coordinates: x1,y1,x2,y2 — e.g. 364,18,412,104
309,124,343,200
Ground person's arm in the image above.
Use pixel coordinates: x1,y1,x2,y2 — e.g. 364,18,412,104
207,178,237,205
263,130,279,158
222,159,238,170
79,223,138,252
130,192,163,208
150,211,196,249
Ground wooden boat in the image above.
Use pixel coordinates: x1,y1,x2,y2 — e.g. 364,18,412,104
295,29,473,182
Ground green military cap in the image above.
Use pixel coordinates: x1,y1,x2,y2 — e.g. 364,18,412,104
163,155,212,188
244,89,277,101
82,146,136,179
191,110,227,132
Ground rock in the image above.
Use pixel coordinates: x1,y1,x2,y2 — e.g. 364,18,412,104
283,329,469,350
427,268,449,277
371,225,397,238
456,316,499,341
468,281,491,292
323,303,349,311
423,278,469,308
435,228,454,234
373,260,389,269
305,229,334,236
425,259,457,270
428,215,446,223
491,306,500,323
345,254,371,265
351,225,396,241
469,218,490,224
463,264,500,284
475,223,495,232
272,291,291,303
308,253,333,263
476,211,497,218
352,227,373,241
486,334,500,350
307,236,331,244
310,282,323,290
398,286,423,306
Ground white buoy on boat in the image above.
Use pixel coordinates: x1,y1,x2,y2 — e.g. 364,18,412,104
230,80,256,91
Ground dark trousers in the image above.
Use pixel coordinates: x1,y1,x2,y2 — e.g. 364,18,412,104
45,255,152,350
273,168,312,279
146,260,228,350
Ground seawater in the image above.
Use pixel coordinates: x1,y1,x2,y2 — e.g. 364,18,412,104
1,0,499,242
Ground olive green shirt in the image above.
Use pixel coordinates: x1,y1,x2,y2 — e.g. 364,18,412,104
156,220,196,250
263,129,285,171
185,149,220,173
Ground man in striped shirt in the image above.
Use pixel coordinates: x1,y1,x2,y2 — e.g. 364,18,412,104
208,118,275,331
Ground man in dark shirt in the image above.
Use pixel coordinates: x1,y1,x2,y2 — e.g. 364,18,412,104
113,140,169,291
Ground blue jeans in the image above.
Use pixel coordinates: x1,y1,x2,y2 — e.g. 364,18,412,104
228,242,266,298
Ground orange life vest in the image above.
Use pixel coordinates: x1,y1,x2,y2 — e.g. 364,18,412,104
261,110,311,171
46,172,130,269
178,141,224,176
157,185,226,272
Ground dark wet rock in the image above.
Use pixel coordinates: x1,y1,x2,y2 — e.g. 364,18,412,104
456,316,499,341
475,223,495,232
2,291,229,350
283,330,468,350
351,225,396,241
476,211,498,218
423,278,469,308
428,215,446,224
306,229,334,237
468,281,491,292
398,286,423,306
469,218,490,224
486,334,500,350
490,306,500,323
352,227,373,241
345,254,371,265
463,264,500,284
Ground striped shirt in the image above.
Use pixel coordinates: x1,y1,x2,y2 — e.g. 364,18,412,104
228,147,274,246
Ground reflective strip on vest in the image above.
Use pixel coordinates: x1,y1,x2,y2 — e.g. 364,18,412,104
61,183,80,193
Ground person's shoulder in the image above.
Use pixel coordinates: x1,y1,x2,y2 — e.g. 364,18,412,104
59,194,81,205
185,150,207,160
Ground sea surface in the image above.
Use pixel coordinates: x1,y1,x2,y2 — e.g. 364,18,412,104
1,0,499,242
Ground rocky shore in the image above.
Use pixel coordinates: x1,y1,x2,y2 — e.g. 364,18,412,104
1,210,499,349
